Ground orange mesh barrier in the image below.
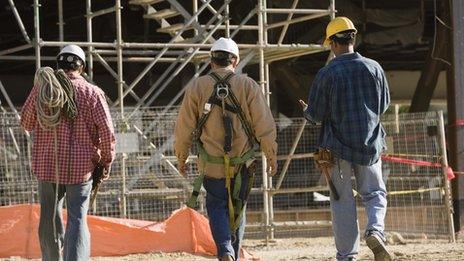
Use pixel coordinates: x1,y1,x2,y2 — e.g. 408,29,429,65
0,204,258,260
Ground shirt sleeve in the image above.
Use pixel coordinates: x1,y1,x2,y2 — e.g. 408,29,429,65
174,81,199,164
304,69,332,123
20,85,39,131
379,68,390,114
247,79,277,161
92,91,115,165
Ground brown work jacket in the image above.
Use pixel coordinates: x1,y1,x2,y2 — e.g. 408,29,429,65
174,67,277,179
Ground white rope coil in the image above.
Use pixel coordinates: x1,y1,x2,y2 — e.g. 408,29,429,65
34,67,68,129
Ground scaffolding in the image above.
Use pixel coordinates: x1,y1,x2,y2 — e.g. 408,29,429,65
1,0,337,242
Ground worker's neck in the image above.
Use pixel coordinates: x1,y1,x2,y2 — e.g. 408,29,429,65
334,45,354,57
211,64,235,72
63,68,83,75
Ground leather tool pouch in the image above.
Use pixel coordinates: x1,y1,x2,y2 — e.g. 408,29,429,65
313,148,334,169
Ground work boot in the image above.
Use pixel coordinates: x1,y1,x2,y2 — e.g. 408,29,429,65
220,254,234,261
366,234,393,261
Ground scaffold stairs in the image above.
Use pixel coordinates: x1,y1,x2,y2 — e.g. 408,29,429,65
130,0,192,42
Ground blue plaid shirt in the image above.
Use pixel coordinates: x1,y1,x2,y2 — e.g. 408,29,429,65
304,52,390,165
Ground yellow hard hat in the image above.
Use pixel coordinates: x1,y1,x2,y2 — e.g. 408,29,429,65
323,17,357,46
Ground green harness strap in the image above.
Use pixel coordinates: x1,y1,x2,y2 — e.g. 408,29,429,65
198,144,256,165
185,141,256,207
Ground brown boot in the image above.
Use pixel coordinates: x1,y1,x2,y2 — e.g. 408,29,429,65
366,234,393,261
220,254,234,261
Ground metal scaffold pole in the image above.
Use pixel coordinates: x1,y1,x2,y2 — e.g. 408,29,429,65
257,0,270,244
8,0,31,44
437,110,456,242
86,0,94,80
115,0,127,219
33,0,41,69
58,0,64,42
261,0,275,241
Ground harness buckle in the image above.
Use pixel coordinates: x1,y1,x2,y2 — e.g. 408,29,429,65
203,102,212,114
216,83,229,99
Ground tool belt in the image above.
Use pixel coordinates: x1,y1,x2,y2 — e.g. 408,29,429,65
313,148,333,169
186,72,258,234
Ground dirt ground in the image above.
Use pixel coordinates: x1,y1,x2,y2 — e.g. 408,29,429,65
3,236,463,261
89,236,464,261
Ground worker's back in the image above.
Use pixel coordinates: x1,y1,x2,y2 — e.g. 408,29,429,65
309,52,390,165
174,68,276,179
21,71,115,184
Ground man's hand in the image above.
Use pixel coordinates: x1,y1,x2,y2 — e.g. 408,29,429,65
299,99,308,111
102,164,111,180
92,154,102,166
266,157,278,176
178,159,188,177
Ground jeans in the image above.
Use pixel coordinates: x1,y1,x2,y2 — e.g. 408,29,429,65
330,158,387,261
38,179,92,261
204,178,246,261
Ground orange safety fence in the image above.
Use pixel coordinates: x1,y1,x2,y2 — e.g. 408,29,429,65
0,204,259,260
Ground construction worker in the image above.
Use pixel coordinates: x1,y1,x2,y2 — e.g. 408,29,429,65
299,17,392,261
174,37,277,261
21,45,115,261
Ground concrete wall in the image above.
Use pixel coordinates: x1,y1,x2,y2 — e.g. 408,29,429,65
386,71,447,100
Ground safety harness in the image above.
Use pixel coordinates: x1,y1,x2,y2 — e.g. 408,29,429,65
186,72,258,233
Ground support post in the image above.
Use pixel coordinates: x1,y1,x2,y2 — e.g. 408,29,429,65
410,0,450,112
448,0,464,233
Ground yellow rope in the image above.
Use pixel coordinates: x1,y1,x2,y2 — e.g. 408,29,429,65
352,187,443,198
388,187,442,196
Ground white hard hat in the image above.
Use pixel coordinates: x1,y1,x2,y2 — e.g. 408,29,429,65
57,45,86,63
211,37,239,58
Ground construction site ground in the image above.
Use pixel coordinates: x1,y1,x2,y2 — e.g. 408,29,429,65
2,236,463,260
93,237,464,261
90,236,464,261
92,237,464,261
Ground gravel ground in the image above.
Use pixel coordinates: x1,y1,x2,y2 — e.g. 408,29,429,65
89,236,464,261
3,236,463,260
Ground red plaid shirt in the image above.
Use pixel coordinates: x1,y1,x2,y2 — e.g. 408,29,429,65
21,72,115,184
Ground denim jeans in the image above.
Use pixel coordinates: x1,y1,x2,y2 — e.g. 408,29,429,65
330,158,387,261
204,178,246,261
38,179,92,261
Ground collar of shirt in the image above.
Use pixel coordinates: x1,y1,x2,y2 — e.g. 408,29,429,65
66,71,84,80
331,52,361,63
211,67,235,74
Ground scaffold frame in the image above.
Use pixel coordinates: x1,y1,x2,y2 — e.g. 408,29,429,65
0,0,337,242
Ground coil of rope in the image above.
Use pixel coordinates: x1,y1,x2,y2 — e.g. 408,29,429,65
34,67,78,243
35,67,77,128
